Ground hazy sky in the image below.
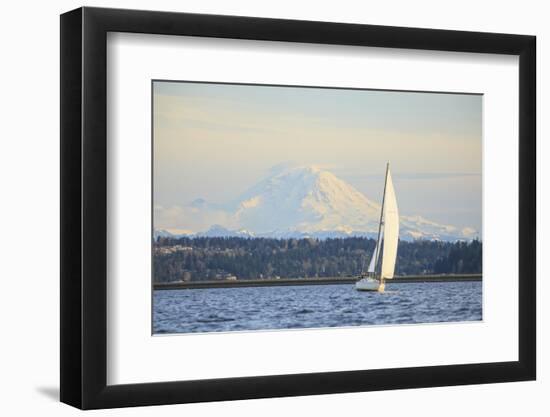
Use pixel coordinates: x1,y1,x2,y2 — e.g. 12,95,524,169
153,81,482,231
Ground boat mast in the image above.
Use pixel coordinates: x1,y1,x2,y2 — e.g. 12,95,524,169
373,162,390,278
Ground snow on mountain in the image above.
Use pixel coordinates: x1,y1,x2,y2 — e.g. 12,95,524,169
195,225,256,238
400,215,477,241
231,165,381,235
155,165,478,241
153,228,195,239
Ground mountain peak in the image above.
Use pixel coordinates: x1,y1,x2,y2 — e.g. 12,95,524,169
232,164,380,235
156,164,478,241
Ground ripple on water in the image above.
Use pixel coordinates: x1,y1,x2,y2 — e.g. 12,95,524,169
153,282,482,334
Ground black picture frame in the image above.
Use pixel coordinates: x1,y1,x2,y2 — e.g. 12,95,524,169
60,6,536,410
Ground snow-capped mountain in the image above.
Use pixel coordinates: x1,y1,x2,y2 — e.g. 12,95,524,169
231,165,381,235
155,165,478,241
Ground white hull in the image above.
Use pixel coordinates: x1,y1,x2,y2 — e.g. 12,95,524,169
355,277,383,292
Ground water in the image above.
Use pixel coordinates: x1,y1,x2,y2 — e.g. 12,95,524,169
153,281,482,334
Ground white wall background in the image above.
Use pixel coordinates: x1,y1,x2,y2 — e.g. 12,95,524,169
0,0,545,415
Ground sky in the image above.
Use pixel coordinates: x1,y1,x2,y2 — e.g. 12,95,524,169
153,81,482,232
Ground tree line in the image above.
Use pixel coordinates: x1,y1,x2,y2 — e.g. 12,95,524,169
153,236,482,282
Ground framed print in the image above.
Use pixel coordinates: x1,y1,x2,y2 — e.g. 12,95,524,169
60,6,536,409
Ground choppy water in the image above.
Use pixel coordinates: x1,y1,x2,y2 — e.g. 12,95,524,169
153,281,482,334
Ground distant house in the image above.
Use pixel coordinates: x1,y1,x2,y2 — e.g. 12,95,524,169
225,275,237,281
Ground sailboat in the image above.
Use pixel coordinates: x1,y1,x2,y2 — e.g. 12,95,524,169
355,163,399,292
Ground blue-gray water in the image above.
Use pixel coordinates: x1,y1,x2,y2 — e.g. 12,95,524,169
153,281,482,334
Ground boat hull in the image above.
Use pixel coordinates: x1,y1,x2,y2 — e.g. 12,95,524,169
355,277,382,292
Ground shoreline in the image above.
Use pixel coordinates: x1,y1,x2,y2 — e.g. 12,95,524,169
154,274,482,290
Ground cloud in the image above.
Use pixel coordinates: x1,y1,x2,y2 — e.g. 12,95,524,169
340,172,481,181
394,172,481,180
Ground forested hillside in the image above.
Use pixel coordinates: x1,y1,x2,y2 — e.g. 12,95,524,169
153,236,482,283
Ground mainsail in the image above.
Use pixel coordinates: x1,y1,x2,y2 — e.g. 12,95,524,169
380,168,399,279
356,163,399,292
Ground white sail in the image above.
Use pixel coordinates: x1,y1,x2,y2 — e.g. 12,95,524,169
367,231,382,273
380,168,399,279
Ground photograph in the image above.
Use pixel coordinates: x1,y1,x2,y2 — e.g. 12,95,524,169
152,81,483,335
52,3,539,412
